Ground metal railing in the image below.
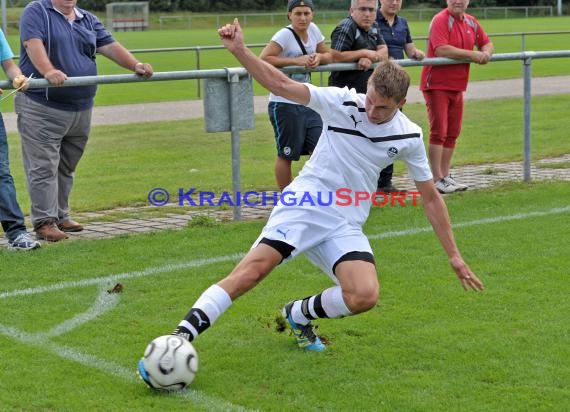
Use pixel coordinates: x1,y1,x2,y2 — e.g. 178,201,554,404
118,30,570,98
2,51,569,219
10,30,570,99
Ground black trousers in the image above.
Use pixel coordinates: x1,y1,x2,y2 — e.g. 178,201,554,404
377,164,394,188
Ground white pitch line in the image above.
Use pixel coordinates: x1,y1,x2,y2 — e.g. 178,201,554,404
0,323,136,381
0,323,257,412
368,205,570,240
0,253,244,300
41,285,121,338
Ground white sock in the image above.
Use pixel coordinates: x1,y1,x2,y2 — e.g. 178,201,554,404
291,300,310,325
178,284,232,337
321,286,352,318
290,286,352,326
193,284,232,324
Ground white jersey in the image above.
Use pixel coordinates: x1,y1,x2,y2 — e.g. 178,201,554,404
282,84,433,227
268,23,325,104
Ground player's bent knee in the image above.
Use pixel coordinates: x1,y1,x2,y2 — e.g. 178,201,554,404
344,288,379,314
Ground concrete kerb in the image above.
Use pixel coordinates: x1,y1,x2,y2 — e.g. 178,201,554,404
2,77,570,247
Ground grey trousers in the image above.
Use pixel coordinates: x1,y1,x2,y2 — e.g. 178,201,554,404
15,93,92,229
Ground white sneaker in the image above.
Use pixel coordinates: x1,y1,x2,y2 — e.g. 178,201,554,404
435,178,458,194
444,175,468,191
7,232,41,251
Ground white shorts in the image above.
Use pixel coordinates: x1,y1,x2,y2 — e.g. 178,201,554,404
252,204,373,284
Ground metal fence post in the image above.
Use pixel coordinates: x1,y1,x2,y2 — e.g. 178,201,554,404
226,69,242,221
523,55,533,182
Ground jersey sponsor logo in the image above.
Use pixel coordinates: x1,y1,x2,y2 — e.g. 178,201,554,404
349,114,362,128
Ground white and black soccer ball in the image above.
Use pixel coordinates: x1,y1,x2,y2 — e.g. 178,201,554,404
138,335,199,390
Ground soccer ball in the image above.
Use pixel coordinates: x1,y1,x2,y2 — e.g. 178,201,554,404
138,335,199,390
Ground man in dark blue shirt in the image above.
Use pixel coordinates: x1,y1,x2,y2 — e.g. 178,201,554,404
375,0,424,193
376,0,424,61
16,0,153,242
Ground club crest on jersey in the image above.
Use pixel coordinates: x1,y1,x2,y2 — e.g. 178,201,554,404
387,147,398,158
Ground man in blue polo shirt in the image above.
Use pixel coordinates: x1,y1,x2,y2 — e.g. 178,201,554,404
16,0,153,242
376,0,424,62
375,0,424,193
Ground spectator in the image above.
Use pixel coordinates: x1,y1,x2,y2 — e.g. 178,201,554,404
260,0,334,190
329,0,388,93
16,0,153,241
0,29,40,251
375,0,425,193
377,0,424,63
420,0,494,194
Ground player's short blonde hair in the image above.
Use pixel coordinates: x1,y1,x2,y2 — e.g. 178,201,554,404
368,60,410,103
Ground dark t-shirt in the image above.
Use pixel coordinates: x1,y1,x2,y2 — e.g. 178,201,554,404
328,16,385,93
376,13,412,60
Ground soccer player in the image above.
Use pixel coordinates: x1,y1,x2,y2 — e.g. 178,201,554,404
140,19,483,377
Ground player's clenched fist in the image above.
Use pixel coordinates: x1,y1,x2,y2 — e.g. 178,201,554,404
218,18,238,38
218,18,246,52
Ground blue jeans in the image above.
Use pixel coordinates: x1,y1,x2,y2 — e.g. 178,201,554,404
0,113,26,241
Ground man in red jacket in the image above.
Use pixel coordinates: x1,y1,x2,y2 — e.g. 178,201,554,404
420,0,494,194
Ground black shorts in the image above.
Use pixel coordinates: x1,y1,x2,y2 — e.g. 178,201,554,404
268,102,323,161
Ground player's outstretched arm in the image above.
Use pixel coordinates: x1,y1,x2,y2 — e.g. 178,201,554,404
218,18,310,105
415,180,484,291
